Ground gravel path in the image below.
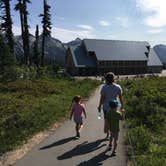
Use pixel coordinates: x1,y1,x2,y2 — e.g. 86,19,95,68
14,86,127,166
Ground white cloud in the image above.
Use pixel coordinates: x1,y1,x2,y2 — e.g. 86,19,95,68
116,17,129,28
76,24,94,30
99,20,110,27
13,26,41,36
148,29,163,34
136,0,166,28
55,16,65,20
51,27,95,42
12,26,95,43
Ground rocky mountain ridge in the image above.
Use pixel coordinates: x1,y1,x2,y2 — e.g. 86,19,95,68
14,35,81,66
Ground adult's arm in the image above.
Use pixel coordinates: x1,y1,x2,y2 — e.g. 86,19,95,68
98,95,105,112
119,94,124,110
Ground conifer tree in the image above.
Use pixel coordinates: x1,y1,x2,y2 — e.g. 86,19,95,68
39,0,52,66
33,25,40,68
23,0,30,65
0,35,15,81
0,0,14,54
15,0,31,65
14,0,24,56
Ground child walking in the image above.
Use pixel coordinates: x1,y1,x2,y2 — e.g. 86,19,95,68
70,95,86,139
105,99,124,155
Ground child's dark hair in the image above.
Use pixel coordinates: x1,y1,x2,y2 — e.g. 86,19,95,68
73,95,81,103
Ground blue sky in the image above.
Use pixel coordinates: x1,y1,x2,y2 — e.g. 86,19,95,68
11,0,166,45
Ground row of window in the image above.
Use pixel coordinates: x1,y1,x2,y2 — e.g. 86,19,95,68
97,67,146,75
98,60,146,66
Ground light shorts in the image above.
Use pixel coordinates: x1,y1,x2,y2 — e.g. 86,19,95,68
74,117,83,125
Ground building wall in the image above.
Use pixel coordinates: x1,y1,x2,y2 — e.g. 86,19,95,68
97,60,147,75
66,49,78,75
65,44,156,76
65,53,148,76
147,66,163,73
77,68,97,76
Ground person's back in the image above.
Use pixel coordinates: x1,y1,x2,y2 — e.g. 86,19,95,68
101,83,122,111
72,103,85,120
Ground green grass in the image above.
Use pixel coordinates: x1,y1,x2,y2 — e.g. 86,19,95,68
120,76,166,166
0,78,100,155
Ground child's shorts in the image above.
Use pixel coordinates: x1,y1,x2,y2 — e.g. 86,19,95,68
74,117,83,125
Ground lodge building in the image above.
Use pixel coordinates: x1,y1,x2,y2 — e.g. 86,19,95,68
66,39,163,76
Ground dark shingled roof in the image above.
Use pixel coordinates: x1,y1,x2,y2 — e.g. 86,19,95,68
83,39,149,61
69,46,96,67
148,48,163,66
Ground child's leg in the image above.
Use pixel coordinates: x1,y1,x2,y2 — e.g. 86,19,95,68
112,132,118,153
106,131,112,151
109,131,113,147
75,123,79,136
78,118,83,132
112,139,117,152
79,123,83,132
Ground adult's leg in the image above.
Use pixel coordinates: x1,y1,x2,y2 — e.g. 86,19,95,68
103,111,109,138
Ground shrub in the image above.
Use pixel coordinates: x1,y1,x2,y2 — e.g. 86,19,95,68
130,126,151,154
0,78,100,154
0,35,16,82
121,77,166,165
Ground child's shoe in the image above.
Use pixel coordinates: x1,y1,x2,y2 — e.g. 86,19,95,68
111,151,116,156
75,132,80,139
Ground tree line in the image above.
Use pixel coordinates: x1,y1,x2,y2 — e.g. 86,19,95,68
0,0,52,70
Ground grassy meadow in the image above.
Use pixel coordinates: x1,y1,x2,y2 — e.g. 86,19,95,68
0,78,100,155
121,77,166,166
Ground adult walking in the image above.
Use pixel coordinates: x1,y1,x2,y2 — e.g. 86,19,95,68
98,72,124,138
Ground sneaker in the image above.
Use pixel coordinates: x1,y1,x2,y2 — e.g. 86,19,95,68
111,151,116,156
75,132,80,139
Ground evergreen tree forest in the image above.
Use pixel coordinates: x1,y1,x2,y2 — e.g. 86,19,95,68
0,0,100,157
0,0,55,81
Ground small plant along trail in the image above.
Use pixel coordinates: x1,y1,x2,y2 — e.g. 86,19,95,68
14,85,127,166
121,76,166,166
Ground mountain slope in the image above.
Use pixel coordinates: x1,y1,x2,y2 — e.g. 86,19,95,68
14,35,66,66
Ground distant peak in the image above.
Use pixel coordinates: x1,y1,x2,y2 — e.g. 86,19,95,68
75,37,81,41
154,44,166,48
